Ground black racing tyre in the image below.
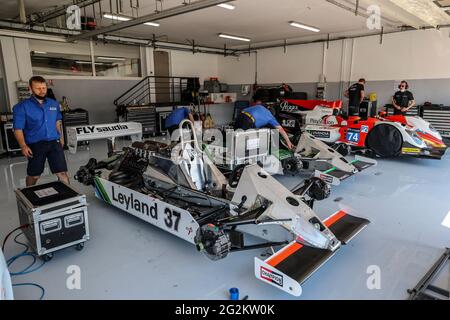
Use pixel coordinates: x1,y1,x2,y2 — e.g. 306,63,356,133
366,124,403,157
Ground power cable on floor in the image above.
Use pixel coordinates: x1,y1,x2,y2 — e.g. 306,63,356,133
3,228,46,300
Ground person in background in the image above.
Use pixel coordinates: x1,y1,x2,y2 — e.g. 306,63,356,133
12,76,69,186
235,104,295,150
344,78,366,116
392,81,415,115
165,106,195,135
281,83,293,93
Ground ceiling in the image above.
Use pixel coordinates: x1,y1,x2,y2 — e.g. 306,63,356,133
1,0,450,49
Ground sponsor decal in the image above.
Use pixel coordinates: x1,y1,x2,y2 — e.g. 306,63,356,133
307,130,331,139
402,147,421,154
280,101,299,113
319,174,334,184
361,125,369,133
346,129,361,144
260,267,284,287
112,185,159,219
49,107,58,111
308,118,325,125
76,124,129,135
110,185,183,233
323,117,338,125
282,119,296,128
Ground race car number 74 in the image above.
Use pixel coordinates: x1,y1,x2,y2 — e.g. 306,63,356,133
346,131,360,143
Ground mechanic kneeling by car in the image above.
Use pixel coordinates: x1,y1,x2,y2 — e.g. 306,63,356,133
235,103,295,150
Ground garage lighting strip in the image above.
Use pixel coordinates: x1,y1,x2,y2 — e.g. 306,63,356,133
218,33,251,42
103,13,160,27
97,56,126,61
217,3,235,10
289,21,320,32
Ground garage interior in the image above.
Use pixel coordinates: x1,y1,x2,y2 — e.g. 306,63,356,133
0,0,449,300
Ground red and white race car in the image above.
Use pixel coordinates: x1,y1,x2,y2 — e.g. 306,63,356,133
273,99,448,159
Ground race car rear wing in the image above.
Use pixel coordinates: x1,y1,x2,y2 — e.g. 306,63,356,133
314,155,377,186
67,122,142,154
255,210,370,296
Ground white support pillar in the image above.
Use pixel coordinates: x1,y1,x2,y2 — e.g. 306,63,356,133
89,39,96,77
139,45,154,77
18,0,26,24
0,36,33,110
349,38,356,83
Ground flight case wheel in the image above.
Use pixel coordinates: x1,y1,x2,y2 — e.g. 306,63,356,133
42,253,54,262
75,242,85,251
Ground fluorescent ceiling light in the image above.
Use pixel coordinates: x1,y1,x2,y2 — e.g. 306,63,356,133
97,56,126,61
289,21,320,32
76,61,104,65
103,13,130,21
32,50,47,54
143,22,160,27
218,33,250,42
217,3,235,10
104,13,160,27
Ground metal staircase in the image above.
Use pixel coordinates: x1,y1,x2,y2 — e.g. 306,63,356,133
114,76,200,110
114,76,200,136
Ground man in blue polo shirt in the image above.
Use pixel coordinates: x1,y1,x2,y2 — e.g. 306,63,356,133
13,76,69,186
236,104,294,149
165,106,195,135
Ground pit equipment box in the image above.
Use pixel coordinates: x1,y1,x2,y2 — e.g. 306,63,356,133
15,182,89,261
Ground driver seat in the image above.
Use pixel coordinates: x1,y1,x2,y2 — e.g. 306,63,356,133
177,120,228,192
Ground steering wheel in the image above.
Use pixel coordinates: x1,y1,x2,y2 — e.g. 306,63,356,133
228,164,246,188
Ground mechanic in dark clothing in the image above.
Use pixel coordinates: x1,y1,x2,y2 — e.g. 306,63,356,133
13,76,69,186
235,104,294,149
392,81,415,115
165,106,195,135
344,78,366,116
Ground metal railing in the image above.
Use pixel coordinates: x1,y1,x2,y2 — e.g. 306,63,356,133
114,76,200,111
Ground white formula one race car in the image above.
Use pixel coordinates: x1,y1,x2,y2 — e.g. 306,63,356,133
75,120,370,296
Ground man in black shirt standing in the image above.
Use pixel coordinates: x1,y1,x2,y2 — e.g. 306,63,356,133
392,81,415,115
344,78,366,116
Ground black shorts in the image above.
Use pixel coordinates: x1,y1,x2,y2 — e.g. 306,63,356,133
27,140,68,177
235,113,256,130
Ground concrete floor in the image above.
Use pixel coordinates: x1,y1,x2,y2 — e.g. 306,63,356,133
1,139,449,300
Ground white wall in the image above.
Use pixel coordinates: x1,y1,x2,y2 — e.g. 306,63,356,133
353,29,450,81
218,29,450,85
169,50,218,83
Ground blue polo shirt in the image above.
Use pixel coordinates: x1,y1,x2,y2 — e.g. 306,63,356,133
242,105,280,128
13,96,63,145
165,107,190,128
